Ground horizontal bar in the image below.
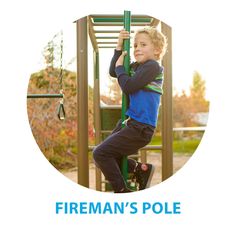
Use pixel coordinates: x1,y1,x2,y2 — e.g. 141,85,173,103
100,105,122,109
95,30,135,33
96,36,118,39
99,46,134,49
101,128,205,134
140,145,162,150
93,22,150,26
97,41,117,44
173,126,206,131
88,145,162,151
101,127,205,134
98,46,116,49
93,17,151,23
90,14,153,20
27,94,63,98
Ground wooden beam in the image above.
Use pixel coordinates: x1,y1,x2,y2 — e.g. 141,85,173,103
77,17,89,187
161,22,173,181
88,16,99,53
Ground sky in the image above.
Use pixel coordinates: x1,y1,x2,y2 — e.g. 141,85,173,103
31,11,210,98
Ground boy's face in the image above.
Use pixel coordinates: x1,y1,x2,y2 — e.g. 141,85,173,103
133,33,159,64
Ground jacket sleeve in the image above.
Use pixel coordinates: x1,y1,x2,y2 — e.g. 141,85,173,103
109,49,122,78
115,60,162,94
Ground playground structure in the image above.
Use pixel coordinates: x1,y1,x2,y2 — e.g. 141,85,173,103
76,11,173,191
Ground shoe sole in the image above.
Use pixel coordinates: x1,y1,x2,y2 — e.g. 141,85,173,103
145,165,155,188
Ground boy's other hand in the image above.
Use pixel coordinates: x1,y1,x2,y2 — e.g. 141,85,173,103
115,51,127,67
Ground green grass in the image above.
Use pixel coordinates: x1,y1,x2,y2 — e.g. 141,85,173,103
173,139,200,153
151,135,201,154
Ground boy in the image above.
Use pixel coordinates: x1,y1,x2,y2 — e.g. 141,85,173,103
93,27,167,193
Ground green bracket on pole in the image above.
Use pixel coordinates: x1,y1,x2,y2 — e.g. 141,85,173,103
121,10,131,184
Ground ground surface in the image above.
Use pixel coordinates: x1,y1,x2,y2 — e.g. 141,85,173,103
62,153,191,191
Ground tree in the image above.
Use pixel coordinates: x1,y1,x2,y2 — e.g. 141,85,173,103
173,90,194,127
27,31,94,170
173,71,209,127
189,71,209,113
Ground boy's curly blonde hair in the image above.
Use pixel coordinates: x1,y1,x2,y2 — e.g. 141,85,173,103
135,27,168,60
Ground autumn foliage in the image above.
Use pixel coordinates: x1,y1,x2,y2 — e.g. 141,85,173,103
27,67,94,170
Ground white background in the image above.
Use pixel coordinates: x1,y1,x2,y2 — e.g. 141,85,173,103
1,0,236,235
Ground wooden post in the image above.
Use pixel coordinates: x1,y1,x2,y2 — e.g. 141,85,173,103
161,22,173,181
77,17,89,187
93,51,102,191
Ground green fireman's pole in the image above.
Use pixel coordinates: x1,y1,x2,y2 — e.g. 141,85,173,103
121,10,131,183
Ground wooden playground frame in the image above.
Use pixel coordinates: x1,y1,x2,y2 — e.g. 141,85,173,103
75,11,173,191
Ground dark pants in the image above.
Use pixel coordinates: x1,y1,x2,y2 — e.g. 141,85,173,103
93,118,154,192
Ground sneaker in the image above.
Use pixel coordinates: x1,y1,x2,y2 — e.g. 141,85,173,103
134,163,155,190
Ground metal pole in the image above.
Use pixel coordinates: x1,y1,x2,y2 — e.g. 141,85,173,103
161,22,173,181
121,10,131,183
77,17,89,187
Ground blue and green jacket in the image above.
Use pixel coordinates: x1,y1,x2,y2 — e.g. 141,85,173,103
109,50,164,127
